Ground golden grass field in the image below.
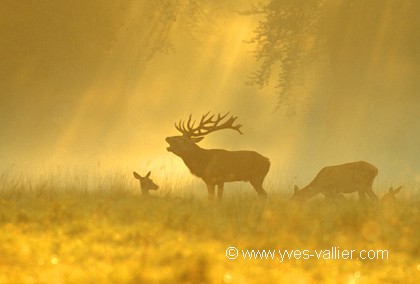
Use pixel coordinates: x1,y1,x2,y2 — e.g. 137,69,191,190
0,170,419,283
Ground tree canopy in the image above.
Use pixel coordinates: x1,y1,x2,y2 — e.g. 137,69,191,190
247,0,420,112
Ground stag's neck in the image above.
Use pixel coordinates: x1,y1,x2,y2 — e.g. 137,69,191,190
179,146,212,177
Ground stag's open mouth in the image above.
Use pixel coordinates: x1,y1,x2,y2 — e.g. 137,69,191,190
165,137,173,152
166,142,172,152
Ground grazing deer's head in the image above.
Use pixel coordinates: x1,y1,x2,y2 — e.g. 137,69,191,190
293,185,348,203
166,112,243,156
133,171,159,195
292,185,305,201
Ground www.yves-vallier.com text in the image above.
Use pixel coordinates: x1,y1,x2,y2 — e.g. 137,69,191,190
226,246,389,262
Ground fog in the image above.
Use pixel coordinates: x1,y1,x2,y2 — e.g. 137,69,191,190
1,1,419,190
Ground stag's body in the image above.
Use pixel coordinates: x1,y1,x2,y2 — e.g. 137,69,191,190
293,161,378,202
166,112,270,200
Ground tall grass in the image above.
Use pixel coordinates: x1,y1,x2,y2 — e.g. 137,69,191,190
0,168,419,283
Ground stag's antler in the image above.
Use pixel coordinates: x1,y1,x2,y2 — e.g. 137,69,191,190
175,112,243,137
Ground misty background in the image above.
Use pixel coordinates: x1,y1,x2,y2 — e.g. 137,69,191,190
1,1,419,191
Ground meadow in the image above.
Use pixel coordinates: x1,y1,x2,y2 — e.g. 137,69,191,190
0,169,419,283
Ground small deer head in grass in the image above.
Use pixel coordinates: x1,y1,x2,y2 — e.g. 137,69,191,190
381,186,402,205
133,171,159,195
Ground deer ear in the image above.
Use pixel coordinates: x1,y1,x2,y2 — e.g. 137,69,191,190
146,171,151,178
133,172,140,179
192,137,204,143
394,186,402,194
294,185,299,193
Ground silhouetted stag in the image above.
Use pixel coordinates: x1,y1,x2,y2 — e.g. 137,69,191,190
292,161,379,203
166,112,270,200
133,171,159,196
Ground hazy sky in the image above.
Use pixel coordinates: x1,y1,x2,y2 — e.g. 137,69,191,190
1,1,419,189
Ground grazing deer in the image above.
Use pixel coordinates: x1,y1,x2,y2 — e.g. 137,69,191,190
292,161,378,203
165,112,270,200
133,171,159,196
381,186,402,205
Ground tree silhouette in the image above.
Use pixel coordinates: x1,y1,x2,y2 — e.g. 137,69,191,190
247,0,420,112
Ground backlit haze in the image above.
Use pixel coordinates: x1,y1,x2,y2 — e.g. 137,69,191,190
1,1,419,193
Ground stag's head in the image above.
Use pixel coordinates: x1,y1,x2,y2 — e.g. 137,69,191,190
166,112,243,156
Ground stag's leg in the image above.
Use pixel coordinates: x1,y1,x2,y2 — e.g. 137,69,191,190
250,178,267,198
217,183,224,200
324,192,334,200
324,192,335,201
206,183,215,201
